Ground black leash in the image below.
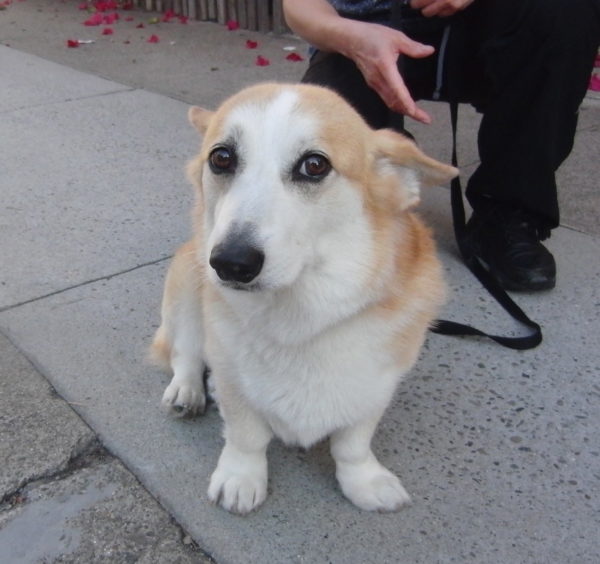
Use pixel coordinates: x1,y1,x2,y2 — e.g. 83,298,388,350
431,101,543,350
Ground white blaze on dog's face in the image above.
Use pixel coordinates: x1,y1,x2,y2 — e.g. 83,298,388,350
187,83,457,294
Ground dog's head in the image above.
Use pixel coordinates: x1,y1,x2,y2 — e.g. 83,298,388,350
187,83,457,293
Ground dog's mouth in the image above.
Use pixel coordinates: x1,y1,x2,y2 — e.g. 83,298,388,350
219,279,262,293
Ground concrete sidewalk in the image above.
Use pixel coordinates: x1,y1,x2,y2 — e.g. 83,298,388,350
1,1,599,563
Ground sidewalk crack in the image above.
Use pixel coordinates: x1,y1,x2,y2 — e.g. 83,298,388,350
0,87,137,116
0,255,172,314
0,439,104,510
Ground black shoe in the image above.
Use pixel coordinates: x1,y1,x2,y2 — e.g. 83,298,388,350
464,208,556,292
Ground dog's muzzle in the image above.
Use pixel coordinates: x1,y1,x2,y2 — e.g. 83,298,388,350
209,238,265,285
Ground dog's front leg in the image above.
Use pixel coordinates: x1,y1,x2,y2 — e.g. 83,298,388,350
156,241,207,417
331,414,411,512
208,377,272,514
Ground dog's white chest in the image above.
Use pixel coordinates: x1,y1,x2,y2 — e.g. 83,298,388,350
209,306,402,447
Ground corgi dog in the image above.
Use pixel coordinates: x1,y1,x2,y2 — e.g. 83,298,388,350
151,83,457,514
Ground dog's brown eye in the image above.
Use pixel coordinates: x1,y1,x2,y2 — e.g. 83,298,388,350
295,152,331,182
209,146,236,174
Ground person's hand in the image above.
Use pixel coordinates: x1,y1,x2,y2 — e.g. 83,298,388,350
410,0,475,18
342,20,435,124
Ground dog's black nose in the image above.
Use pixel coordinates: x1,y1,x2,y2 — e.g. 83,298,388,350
210,241,265,284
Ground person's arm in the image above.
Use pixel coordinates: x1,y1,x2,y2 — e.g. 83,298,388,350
283,0,435,124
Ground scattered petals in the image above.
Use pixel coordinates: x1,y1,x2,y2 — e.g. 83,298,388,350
179,15,188,24
102,27,113,35
103,12,118,24
147,34,160,43
285,52,304,62
245,39,258,49
589,74,600,92
226,20,240,31
66,38,95,47
162,9,176,22
255,55,270,67
125,16,134,21
83,13,103,26
78,2,88,9
136,22,144,28
92,1,118,11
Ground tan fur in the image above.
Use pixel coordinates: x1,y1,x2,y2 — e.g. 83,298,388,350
149,324,171,370
150,239,204,367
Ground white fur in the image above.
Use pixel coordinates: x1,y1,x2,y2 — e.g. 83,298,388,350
154,85,451,514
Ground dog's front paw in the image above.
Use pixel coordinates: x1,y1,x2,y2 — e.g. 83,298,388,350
208,449,268,514
337,462,411,512
161,379,205,417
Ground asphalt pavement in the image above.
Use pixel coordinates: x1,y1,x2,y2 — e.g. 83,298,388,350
1,1,599,563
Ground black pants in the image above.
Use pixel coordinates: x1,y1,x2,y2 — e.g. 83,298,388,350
301,0,600,229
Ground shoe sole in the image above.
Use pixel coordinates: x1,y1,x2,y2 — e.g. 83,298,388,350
478,257,556,293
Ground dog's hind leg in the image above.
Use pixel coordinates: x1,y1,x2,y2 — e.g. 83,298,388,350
153,241,207,417
331,413,411,512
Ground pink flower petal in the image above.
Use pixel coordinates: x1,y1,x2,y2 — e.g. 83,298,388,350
255,55,270,67
589,74,600,92
136,23,144,28
226,20,240,31
162,10,176,22
103,12,118,24
102,27,113,35
93,1,118,11
179,15,188,24
147,34,160,43
245,39,258,49
83,13,103,26
66,39,79,48
285,52,304,62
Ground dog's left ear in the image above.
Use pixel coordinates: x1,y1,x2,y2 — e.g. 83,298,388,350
374,129,459,206
188,106,214,134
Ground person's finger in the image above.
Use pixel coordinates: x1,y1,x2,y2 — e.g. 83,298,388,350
388,35,434,121
410,105,433,124
378,63,432,124
413,0,474,18
409,0,428,9
410,0,442,14
421,2,447,17
396,35,435,59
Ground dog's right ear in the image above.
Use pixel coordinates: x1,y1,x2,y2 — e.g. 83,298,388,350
188,106,214,134
374,129,458,189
